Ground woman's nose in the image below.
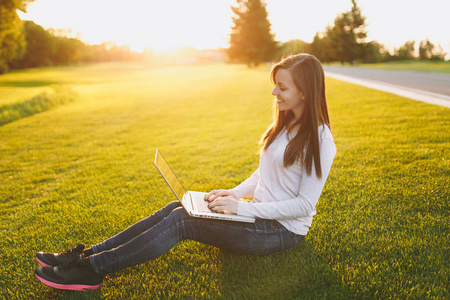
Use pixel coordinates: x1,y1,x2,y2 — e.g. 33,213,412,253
272,87,278,96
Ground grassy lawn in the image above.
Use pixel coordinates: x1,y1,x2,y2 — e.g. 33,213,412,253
359,60,450,73
1,62,448,299
324,60,450,73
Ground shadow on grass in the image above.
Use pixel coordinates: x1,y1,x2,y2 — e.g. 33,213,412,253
218,239,356,299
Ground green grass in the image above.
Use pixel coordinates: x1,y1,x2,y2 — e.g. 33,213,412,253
0,62,448,299
360,60,450,73
325,60,450,73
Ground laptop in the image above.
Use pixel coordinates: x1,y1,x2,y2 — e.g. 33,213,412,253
154,149,255,223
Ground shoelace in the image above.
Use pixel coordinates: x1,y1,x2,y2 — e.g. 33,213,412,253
59,244,84,258
59,254,85,271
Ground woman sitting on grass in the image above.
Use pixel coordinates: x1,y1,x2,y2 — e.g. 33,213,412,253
34,53,336,291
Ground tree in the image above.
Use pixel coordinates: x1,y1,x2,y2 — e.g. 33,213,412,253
51,35,84,65
429,44,447,61
309,32,331,63
395,40,416,60
227,0,278,66
418,39,434,60
14,21,56,68
82,43,111,63
362,41,385,63
325,0,367,63
417,39,446,61
0,0,35,73
279,39,308,58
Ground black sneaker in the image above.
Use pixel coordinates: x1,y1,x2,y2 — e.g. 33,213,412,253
36,244,85,267
34,254,103,291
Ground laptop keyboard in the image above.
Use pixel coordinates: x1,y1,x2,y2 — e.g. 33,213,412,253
191,193,211,213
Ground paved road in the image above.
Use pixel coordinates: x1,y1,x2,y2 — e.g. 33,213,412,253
323,66,450,108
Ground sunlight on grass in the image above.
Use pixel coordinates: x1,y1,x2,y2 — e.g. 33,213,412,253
1,62,448,299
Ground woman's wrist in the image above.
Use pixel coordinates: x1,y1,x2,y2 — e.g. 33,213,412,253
227,190,238,199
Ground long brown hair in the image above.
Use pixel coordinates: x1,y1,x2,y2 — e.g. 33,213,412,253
260,54,330,178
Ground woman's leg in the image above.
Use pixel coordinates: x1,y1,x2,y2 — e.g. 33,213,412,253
91,201,182,254
89,206,304,276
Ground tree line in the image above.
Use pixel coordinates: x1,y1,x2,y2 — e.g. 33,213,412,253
228,0,447,66
15,21,140,69
1,19,140,74
0,0,141,74
1,0,447,74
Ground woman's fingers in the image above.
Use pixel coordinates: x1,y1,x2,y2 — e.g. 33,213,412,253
205,189,233,201
208,196,238,214
204,190,218,200
205,190,222,201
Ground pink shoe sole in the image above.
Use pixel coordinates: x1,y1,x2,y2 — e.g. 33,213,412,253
35,273,102,291
35,257,52,268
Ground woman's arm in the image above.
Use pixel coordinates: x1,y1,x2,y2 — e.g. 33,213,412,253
228,168,260,199
205,168,260,214
206,168,260,202
237,138,336,219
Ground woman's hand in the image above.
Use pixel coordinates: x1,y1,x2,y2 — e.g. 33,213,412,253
204,189,237,202
207,196,239,215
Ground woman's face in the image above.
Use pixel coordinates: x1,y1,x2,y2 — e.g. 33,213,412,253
272,68,305,120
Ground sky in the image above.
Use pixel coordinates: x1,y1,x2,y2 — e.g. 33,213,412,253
18,0,450,55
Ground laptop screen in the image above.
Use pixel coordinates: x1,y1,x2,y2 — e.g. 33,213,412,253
155,150,187,201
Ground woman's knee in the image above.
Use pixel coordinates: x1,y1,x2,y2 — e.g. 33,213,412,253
168,206,190,221
165,201,182,210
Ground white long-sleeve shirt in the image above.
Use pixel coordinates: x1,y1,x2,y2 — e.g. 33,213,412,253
231,125,336,235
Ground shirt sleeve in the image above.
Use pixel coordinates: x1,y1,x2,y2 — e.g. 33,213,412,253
229,168,260,199
237,137,336,219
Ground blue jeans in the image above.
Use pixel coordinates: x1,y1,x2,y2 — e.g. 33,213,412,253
89,201,304,276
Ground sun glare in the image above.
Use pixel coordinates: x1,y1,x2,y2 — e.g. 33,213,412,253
18,0,449,55
19,0,235,53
